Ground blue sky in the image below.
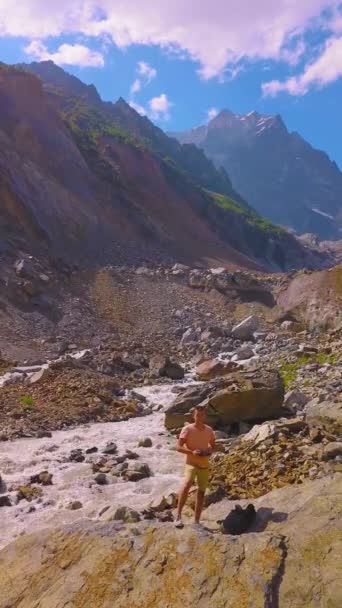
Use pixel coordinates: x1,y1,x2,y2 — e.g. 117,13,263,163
0,1,341,167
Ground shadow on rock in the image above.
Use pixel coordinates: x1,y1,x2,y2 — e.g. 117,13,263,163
250,507,288,533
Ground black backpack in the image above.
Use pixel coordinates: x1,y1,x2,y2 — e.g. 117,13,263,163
217,504,256,535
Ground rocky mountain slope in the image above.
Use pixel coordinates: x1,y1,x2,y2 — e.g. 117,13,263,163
18,61,247,206
172,109,342,239
0,62,334,273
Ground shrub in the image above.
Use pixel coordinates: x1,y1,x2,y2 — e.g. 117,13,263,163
19,394,35,407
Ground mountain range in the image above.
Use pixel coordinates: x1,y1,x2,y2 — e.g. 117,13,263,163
172,110,342,240
0,61,336,273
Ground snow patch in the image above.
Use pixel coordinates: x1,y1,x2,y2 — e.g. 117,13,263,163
311,208,334,220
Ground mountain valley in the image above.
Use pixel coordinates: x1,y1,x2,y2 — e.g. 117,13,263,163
0,60,341,608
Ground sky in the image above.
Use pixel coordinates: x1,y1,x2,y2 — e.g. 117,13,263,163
0,1,341,168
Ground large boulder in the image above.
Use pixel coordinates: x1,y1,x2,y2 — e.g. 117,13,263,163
207,371,284,427
165,370,284,430
196,359,237,381
164,382,218,430
305,399,342,437
0,476,341,608
232,315,259,340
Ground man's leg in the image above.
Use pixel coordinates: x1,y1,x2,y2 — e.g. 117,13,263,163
194,468,209,523
176,479,193,519
176,465,195,524
194,489,205,523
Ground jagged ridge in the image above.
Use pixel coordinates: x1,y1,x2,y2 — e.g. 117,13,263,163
172,109,342,239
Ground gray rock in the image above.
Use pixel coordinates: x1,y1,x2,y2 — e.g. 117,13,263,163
0,496,11,507
281,321,294,330
180,328,198,345
164,383,215,430
138,437,153,448
94,473,108,485
30,471,53,486
149,355,185,380
102,442,117,455
305,400,342,435
0,474,6,494
172,263,189,272
85,447,98,454
165,370,284,430
232,315,259,341
242,422,276,445
67,501,83,510
123,463,151,482
109,506,141,523
235,346,254,360
69,449,84,463
322,442,342,460
284,390,310,409
27,368,50,384
135,266,150,275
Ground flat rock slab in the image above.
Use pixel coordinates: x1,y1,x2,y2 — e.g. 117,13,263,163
0,475,341,608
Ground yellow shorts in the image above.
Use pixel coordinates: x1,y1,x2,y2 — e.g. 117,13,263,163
184,465,209,492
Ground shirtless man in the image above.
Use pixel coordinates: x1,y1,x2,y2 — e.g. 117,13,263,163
175,404,215,528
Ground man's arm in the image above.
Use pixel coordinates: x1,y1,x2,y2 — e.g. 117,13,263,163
207,430,216,455
176,434,196,456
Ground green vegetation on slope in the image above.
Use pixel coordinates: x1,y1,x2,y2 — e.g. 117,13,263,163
62,100,142,151
210,192,285,236
279,352,338,390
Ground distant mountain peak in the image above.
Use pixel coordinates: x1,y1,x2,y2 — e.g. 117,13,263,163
173,109,342,240
17,60,101,104
209,108,287,134
116,96,130,107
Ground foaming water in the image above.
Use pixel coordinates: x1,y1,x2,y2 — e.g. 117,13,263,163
0,380,195,549
0,350,256,549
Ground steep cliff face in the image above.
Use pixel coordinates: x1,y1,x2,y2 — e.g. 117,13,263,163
0,66,248,267
0,67,112,261
173,109,342,239
0,63,334,270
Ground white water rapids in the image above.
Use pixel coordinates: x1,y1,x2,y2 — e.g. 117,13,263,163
0,348,259,550
0,383,189,550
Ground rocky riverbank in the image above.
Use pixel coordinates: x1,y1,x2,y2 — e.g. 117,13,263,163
1,301,341,441
0,266,341,606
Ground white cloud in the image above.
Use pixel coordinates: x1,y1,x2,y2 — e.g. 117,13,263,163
280,39,306,66
130,78,141,95
137,60,157,82
149,93,172,120
129,60,157,114
0,1,340,79
129,100,147,115
262,36,342,96
207,107,219,121
24,40,104,67
326,6,342,33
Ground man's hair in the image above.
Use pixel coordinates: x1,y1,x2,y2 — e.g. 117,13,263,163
193,404,207,412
